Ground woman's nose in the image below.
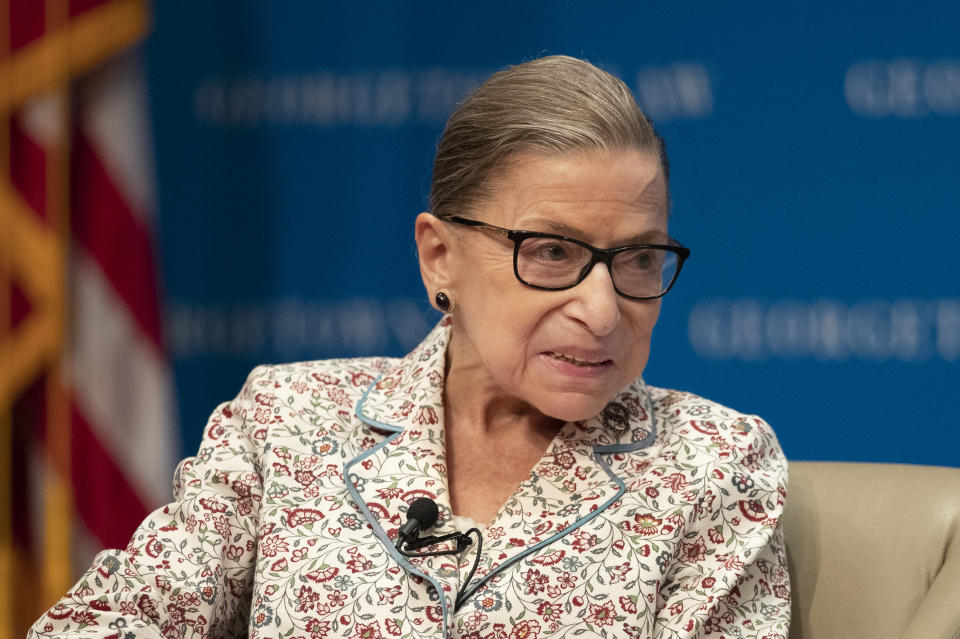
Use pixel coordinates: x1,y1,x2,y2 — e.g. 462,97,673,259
568,262,621,336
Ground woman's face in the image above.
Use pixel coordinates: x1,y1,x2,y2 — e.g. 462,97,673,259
444,149,669,422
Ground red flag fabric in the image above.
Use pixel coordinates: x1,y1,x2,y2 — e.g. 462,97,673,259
1,1,177,635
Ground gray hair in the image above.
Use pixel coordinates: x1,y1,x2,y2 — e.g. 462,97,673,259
429,55,669,219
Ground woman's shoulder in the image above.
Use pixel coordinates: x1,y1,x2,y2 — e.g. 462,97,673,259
244,354,401,385
642,383,787,475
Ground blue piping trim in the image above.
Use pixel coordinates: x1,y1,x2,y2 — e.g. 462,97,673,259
346,375,451,638
594,420,657,454
455,445,628,605
353,375,403,434
348,374,661,623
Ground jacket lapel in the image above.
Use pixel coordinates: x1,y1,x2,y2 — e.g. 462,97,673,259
344,317,661,614
458,380,658,600
344,319,463,623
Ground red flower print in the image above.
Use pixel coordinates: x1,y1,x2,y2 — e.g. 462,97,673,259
708,526,724,544
392,400,415,418
669,601,684,616
509,619,542,639
295,470,317,486
305,565,338,583
296,586,320,613
522,568,548,595
632,513,662,536
739,443,763,472
378,585,402,604
704,615,723,633
536,601,561,621
137,595,159,620
70,610,98,627
717,553,745,570
618,595,637,614
553,450,576,469
350,371,375,387
691,420,719,435
198,497,227,513
531,550,564,566
679,535,707,562
285,507,325,527
307,618,332,638
571,529,598,552
606,561,632,583
258,535,288,557
585,600,616,627
465,610,488,631
663,472,689,493
645,486,659,498
557,571,577,589
385,618,403,636
346,554,373,573
376,487,404,500
254,392,275,407
412,405,438,425
351,621,382,639
739,499,767,522
701,576,716,588
45,605,71,621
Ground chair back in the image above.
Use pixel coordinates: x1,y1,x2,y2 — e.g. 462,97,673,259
783,461,960,639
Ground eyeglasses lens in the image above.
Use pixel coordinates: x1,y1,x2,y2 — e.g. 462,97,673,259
516,237,678,298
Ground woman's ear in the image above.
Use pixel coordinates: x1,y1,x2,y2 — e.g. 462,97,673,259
414,212,455,297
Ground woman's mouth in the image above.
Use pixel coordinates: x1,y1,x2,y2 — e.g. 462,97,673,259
546,351,612,367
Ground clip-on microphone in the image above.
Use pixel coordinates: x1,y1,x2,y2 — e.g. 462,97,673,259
395,497,473,557
393,497,484,610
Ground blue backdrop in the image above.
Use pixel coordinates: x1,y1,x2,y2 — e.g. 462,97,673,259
145,2,959,467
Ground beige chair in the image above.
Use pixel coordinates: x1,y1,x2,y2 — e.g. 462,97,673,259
783,462,960,639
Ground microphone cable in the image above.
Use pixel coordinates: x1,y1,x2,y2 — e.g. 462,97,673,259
394,498,485,610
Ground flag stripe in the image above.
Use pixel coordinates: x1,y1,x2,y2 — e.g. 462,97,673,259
10,117,47,220
69,398,150,550
69,250,176,507
69,0,118,18
9,0,45,52
72,132,163,349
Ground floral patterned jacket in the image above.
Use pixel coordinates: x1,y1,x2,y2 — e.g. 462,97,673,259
30,318,790,639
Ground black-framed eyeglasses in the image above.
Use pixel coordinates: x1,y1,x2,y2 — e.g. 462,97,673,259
442,215,690,301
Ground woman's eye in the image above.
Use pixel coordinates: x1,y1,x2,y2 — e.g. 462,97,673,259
634,252,653,269
535,243,570,261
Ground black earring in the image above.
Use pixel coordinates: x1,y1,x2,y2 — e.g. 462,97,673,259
435,289,453,313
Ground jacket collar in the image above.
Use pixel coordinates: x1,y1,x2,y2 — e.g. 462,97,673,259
345,318,658,626
358,316,658,452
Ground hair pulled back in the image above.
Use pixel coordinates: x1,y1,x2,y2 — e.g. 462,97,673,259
429,55,669,219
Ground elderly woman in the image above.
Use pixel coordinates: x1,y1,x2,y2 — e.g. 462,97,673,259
31,56,789,639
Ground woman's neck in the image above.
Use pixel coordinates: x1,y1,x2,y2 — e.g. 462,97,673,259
440,330,564,523
441,332,562,439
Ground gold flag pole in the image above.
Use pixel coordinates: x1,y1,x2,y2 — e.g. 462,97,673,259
0,2,15,637
40,0,74,613
0,2,151,632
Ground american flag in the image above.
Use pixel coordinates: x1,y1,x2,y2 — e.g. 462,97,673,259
0,1,177,635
